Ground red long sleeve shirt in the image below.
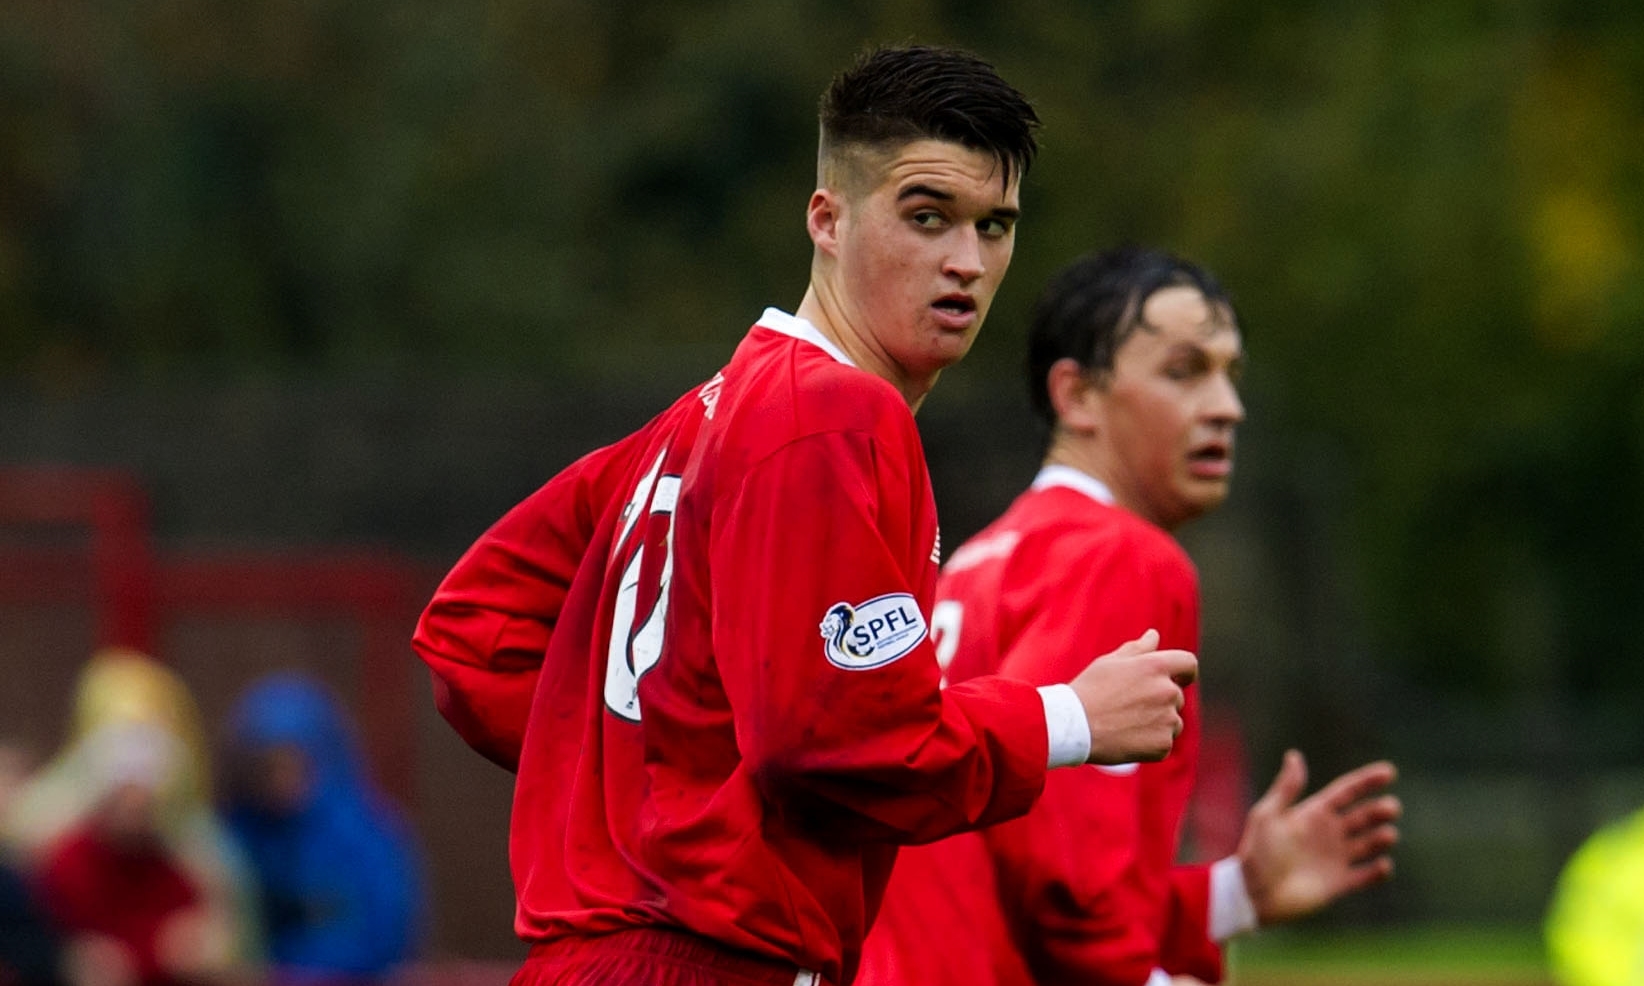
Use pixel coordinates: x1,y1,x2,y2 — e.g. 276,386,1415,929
37,826,203,986
413,311,1053,985
859,468,1224,986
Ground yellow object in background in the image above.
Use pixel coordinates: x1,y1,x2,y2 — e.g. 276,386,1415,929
1546,806,1644,986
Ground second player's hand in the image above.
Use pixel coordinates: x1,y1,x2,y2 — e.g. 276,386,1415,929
1069,629,1198,764
1238,749,1402,925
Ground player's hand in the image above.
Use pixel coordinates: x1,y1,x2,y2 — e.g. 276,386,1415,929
1237,749,1402,925
1069,629,1198,764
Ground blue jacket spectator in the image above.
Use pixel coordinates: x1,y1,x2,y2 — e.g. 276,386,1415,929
224,674,424,986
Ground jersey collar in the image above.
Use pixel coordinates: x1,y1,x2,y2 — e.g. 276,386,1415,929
1031,464,1117,506
756,308,857,368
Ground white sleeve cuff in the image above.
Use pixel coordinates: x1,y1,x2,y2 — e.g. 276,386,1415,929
1038,683,1090,768
1209,856,1260,941
1144,969,1173,986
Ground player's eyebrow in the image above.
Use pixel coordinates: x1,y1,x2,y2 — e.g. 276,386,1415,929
1165,337,1244,368
897,183,953,203
1165,340,1210,361
897,183,1021,222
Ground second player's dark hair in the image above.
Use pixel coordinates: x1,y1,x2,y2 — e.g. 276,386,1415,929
1026,246,1237,429
819,44,1040,187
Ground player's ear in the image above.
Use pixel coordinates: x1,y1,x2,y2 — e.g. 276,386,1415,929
1047,358,1101,435
807,188,843,255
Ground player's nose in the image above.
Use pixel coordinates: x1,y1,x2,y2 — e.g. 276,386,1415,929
942,229,985,283
1205,371,1244,425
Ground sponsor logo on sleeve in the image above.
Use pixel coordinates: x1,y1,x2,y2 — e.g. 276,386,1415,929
818,593,928,670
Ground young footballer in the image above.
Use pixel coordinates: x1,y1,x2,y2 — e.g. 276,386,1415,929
858,246,1402,986
413,49,1199,986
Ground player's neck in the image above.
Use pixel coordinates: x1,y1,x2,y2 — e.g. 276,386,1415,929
1042,440,1109,492
795,284,934,411
1041,441,1167,529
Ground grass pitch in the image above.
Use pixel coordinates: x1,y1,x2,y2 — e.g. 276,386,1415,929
1227,924,1552,985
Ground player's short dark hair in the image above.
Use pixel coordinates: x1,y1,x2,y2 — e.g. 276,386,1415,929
819,44,1039,189
1027,245,1238,428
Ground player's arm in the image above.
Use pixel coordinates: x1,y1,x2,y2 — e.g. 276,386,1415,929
1157,864,1221,983
1226,751,1401,925
711,427,1056,842
712,424,1188,844
412,440,633,771
988,766,1187,986
1153,753,1402,982
988,543,1208,985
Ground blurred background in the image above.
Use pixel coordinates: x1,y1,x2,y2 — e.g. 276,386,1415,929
2,0,1642,982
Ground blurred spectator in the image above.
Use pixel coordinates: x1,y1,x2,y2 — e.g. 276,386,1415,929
1,649,261,986
1545,804,1644,986
0,741,61,986
221,673,423,986
34,722,231,986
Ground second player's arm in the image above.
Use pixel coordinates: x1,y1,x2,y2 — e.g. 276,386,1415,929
992,541,1221,985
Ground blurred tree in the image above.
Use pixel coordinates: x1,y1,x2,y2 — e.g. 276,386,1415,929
1,0,1642,723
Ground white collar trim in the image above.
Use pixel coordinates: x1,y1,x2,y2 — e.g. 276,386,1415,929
1031,464,1117,506
756,308,856,367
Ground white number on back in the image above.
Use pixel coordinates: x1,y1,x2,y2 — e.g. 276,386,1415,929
604,451,681,722
930,599,964,686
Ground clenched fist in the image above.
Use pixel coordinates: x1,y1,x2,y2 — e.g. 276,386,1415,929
1068,629,1198,765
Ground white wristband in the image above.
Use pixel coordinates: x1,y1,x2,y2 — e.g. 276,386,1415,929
1209,856,1260,941
1038,683,1090,767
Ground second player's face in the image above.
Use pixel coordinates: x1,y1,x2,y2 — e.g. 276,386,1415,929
1095,286,1245,530
832,140,1020,399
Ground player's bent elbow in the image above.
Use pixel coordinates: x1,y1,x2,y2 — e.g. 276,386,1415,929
741,742,893,829
742,740,813,804
429,673,524,772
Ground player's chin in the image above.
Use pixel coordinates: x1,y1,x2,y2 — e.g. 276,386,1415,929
1176,479,1231,521
921,333,978,372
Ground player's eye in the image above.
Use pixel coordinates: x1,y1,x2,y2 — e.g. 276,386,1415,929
977,216,1013,239
1164,359,1204,381
912,210,946,229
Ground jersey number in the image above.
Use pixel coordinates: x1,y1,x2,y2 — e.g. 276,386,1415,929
604,452,681,722
930,599,963,686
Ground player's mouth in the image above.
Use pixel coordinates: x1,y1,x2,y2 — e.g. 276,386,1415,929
1187,440,1233,479
930,294,978,330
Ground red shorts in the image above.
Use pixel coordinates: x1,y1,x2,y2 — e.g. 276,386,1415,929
513,928,827,986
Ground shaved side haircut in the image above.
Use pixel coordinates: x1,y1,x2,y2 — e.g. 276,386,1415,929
818,45,1040,196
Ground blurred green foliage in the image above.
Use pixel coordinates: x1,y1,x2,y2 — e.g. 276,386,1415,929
2,0,1642,710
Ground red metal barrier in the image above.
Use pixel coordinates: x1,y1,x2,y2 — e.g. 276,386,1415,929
0,465,155,651
0,465,421,802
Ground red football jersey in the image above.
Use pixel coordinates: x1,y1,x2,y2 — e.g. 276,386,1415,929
413,311,1054,985
859,467,1223,986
